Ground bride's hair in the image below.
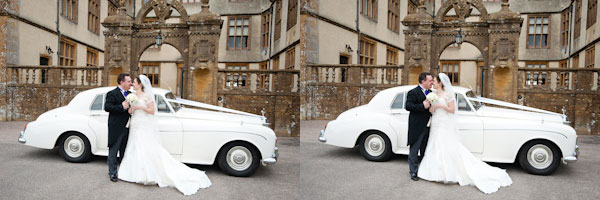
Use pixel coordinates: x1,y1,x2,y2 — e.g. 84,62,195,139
435,75,445,90
134,77,145,92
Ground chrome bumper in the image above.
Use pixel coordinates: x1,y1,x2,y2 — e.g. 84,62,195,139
18,131,26,143
318,130,327,143
262,147,278,166
563,145,579,164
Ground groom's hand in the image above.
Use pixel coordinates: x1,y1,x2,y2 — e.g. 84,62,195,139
423,100,431,109
122,100,130,110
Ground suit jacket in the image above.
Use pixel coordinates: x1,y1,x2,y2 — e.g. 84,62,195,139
104,87,130,146
405,86,432,145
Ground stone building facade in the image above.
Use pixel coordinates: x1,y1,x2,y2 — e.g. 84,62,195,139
301,0,599,135
1,0,300,137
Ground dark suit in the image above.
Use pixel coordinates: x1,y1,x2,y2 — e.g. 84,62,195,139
104,87,130,176
405,86,432,175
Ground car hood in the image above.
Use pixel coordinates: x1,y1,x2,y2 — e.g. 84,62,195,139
176,107,265,125
478,106,564,123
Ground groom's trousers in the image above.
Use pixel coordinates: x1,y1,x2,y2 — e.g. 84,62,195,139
408,128,429,174
107,130,129,176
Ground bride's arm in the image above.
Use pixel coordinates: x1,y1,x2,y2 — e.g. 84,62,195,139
143,101,155,115
444,100,455,114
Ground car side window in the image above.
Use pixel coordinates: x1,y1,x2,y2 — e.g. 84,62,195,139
90,94,104,111
456,94,471,112
155,95,171,113
391,92,405,109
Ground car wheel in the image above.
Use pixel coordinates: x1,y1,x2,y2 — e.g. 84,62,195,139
217,142,260,177
518,140,561,175
359,131,392,162
58,132,92,163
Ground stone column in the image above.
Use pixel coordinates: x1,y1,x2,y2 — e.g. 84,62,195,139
101,4,134,86
486,0,523,103
187,0,222,104
401,5,434,85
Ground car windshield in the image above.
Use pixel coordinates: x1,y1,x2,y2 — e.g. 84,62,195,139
164,92,182,112
465,91,482,111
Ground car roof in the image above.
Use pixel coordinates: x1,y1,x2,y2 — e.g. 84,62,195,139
67,87,172,113
367,85,472,112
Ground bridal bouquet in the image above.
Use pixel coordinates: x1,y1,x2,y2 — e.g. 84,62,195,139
126,92,138,104
426,92,439,103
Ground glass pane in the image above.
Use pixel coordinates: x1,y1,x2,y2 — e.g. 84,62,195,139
528,36,534,46
228,37,234,48
143,67,147,73
157,96,170,113
242,37,247,48
543,17,548,24
236,27,242,35
90,94,103,110
543,25,548,33
542,35,547,46
243,19,249,25
243,27,248,35
536,25,541,34
457,94,471,111
229,27,235,36
391,92,405,109
529,18,535,24
529,25,535,34
236,19,242,26
229,19,235,25
454,64,459,72
535,35,540,46
536,17,542,24
541,64,547,68
155,66,159,74
235,37,241,48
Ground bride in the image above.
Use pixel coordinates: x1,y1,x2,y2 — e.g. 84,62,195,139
417,73,512,194
118,75,211,195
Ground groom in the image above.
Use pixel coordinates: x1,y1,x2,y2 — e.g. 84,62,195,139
104,73,132,182
405,72,433,181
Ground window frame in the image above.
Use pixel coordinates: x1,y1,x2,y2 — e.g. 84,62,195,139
525,61,549,86
360,0,378,21
387,0,399,33
60,39,77,66
285,47,296,70
140,62,161,87
587,0,597,28
274,0,282,40
226,16,251,50
526,15,550,49
439,61,460,84
225,63,249,87
585,46,595,68
287,0,298,30
261,11,271,49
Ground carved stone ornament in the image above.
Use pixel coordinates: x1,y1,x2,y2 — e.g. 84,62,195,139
108,40,128,63
492,38,515,62
451,0,474,20
151,0,172,22
408,38,428,61
192,40,216,64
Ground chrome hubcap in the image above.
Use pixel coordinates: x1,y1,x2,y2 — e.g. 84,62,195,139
364,134,385,156
226,146,252,171
527,144,553,169
64,135,84,158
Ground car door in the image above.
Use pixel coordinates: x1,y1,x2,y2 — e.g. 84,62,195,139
455,93,484,155
388,92,409,149
154,95,184,159
88,94,109,150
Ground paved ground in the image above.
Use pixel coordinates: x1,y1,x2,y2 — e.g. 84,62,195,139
300,120,600,200
0,122,299,200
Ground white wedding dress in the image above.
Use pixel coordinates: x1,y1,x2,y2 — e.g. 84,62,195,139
118,93,211,195
417,92,512,194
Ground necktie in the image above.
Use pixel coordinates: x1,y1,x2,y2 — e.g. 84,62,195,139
123,91,128,97
424,90,429,95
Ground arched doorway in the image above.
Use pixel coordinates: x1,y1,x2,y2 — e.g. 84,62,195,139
408,65,423,85
108,66,123,86
102,0,222,103
138,44,183,95
438,42,483,94
402,0,522,102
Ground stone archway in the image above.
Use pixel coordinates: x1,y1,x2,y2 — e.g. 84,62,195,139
102,0,222,104
402,0,522,102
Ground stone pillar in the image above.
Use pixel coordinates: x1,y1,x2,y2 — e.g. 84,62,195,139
401,5,434,85
187,0,222,104
0,0,19,121
573,70,595,134
486,0,523,103
299,0,319,120
101,4,134,86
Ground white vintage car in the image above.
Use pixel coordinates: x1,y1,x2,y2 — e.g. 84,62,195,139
18,87,278,177
318,85,578,175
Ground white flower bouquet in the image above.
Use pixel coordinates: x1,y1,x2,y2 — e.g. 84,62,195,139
126,93,138,104
426,92,439,103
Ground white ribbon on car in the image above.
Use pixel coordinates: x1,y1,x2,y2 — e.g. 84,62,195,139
466,97,562,116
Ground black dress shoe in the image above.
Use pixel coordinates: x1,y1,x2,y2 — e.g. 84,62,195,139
410,173,418,181
110,174,118,182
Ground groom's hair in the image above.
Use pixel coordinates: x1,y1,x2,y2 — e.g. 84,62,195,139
117,73,130,85
418,72,432,84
